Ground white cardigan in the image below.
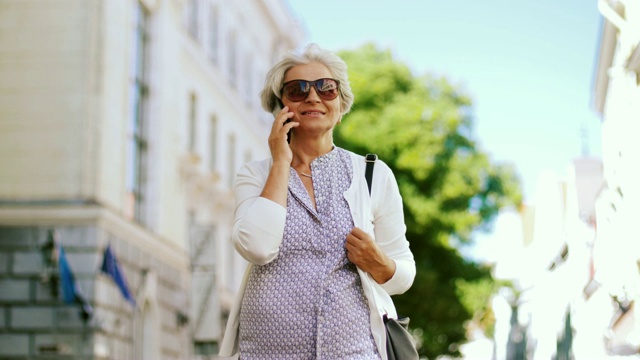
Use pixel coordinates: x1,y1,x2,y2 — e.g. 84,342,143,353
219,150,416,359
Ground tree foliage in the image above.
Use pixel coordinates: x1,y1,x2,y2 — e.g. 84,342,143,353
334,43,522,358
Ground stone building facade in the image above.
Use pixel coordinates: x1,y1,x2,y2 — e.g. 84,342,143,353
0,0,303,358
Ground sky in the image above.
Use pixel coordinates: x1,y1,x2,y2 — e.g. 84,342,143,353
285,0,604,205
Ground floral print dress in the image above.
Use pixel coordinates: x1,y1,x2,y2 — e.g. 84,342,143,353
238,148,380,360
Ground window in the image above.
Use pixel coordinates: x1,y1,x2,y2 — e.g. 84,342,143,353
227,134,236,188
189,214,221,343
270,42,280,67
243,149,252,165
228,30,237,87
244,53,253,106
209,115,218,171
208,4,219,64
189,212,218,271
187,0,199,41
126,1,150,223
188,93,197,152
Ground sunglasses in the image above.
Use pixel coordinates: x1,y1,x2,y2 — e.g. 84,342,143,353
281,78,340,102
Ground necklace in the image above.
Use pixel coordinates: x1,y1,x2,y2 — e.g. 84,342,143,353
295,169,312,178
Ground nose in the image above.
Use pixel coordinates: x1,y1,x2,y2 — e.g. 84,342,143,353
305,86,321,102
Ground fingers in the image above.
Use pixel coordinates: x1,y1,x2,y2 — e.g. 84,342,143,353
349,227,368,239
273,106,296,129
346,227,370,247
345,239,360,265
269,106,293,137
346,235,371,272
269,106,296,146
345,228,375,259
346,227,395,283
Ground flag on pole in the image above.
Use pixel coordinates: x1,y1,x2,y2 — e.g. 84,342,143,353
58,245,77,303
57,244,93,320
100,244,136,306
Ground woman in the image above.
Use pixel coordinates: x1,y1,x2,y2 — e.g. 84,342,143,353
219,44,415,360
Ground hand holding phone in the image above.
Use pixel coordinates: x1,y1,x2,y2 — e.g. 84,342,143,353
268,105,296,162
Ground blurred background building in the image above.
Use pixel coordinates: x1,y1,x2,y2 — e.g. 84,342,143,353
592,0,640,355
0,0,302,358
485,0,640,359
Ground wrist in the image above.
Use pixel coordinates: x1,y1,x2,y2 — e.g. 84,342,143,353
270,159,291,174
372,258,396,284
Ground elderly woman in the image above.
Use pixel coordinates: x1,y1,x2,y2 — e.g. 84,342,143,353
219,44,415,360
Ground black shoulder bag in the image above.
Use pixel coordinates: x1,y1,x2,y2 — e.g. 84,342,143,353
365,154,419,360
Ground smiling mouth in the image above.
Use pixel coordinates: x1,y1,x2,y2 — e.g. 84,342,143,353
302,111,324,115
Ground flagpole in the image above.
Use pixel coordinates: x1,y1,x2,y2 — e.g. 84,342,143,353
131,269,147,358
132,302,137,359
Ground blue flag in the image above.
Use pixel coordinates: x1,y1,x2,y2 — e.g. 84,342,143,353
58,245,77,303
100,245,136,306
58,245,93,320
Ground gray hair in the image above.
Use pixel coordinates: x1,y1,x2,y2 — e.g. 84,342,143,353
260,43,354,117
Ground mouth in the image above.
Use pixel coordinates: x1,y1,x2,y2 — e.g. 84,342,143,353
301,110,325,115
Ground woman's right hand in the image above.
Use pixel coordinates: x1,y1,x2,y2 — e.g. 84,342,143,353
267,106,297,164
259,106,298,207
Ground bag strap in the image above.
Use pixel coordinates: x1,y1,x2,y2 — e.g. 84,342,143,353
364,154,397,318
365,153,385,315
365,154,377,195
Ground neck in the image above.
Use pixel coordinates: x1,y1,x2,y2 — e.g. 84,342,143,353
289,136,334,168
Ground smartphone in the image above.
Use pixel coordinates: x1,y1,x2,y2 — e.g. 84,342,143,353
276,99,292,143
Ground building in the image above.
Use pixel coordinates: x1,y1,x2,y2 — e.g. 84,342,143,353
490,159,603,360
0,0,303,358
486,1,640,357
592,0,640,355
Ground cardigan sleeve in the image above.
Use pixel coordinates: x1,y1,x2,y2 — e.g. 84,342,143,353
231,161,287,265
372,161,416,295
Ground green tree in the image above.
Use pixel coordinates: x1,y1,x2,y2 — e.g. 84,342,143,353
335,44,522,358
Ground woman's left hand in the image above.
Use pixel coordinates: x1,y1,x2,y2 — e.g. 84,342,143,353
346,227,396,284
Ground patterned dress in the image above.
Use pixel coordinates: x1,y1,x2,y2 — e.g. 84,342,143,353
238,148,380,360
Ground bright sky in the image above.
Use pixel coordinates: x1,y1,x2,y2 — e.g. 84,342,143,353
286,0,604,205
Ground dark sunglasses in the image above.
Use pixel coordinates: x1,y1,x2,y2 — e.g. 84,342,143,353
281,78,340,102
